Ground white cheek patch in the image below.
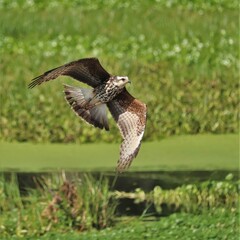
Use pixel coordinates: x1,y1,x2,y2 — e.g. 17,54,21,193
116,76,128,81
115,76,129,88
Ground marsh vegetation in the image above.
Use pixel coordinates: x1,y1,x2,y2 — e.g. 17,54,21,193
0,0,239,239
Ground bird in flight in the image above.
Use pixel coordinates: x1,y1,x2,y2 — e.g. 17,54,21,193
29,58,147,172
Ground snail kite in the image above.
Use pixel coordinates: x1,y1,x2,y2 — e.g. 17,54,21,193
29,58,147,172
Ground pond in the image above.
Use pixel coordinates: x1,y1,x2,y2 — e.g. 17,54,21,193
3,170,238,216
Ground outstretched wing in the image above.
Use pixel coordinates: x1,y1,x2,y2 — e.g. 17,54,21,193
107,89,147,172
28,58,110,88
63,84,109,131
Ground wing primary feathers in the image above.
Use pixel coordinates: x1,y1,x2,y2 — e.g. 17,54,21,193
107,89,147,173
28,66,60,88
28,58,111,89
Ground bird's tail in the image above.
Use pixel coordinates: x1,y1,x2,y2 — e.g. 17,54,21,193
63,84,109,130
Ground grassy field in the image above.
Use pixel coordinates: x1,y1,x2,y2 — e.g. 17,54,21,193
38,211,239,240
2,211,239,240
0,0,238,143
0,134,238,172
0,1,239,239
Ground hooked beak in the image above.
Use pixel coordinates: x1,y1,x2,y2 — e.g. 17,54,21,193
128,79,132,84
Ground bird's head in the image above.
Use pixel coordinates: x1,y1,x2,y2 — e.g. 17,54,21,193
111,76,131,89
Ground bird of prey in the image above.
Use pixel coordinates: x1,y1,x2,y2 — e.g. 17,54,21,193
29,58,147,172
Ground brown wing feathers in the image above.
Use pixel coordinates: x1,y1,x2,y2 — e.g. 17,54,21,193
28,58,110,88
107,89,147,172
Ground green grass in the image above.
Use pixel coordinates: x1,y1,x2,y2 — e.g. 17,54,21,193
52,210,239,240
0,1,238,143
2,210,239,240
0,172,239,239
116,175,239,214
0,135,238,172
0,173,117,237
0,2,238,237
57,210,239,240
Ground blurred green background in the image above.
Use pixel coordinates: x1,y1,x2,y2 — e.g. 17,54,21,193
0,0,238,143
0,1,239,239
